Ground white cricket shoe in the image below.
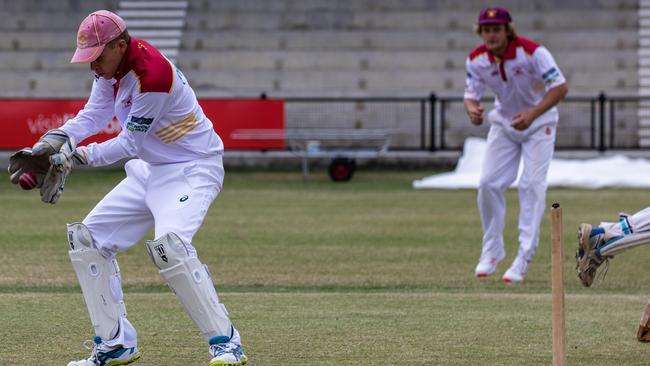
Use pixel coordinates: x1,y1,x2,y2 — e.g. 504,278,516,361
209,338,248,366
502,256,529,283
67,336,140,366
474,253,504,277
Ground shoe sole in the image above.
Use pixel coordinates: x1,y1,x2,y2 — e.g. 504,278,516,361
106,353,141,366
503,277,524,283
210,355,248,366
578,223,593,255
577,223,596,287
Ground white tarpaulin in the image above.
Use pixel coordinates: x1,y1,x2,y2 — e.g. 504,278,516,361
413,137,650,189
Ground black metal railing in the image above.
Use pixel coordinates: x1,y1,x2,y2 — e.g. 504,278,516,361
279,92,646,151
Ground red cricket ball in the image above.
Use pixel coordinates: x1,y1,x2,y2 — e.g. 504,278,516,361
18,171,38,190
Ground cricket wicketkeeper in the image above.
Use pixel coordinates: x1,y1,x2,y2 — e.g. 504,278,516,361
8,10,247,366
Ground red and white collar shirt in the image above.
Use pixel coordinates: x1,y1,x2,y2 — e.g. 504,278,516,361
464,36,566,124
61,38,223,167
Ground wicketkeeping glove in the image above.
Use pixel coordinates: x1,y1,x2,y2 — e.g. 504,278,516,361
8,128,74,187
40,142,87,204
8,148,50,187
31,129,72,157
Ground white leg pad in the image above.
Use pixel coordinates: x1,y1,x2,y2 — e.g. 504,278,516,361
145,233,232,342
67,223,126,341
599,231,650,256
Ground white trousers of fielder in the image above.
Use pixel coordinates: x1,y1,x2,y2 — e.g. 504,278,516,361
76,155,240,348
478,110,556,263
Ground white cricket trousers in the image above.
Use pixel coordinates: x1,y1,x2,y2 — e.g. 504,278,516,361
478,117,556,263
79,155,240,348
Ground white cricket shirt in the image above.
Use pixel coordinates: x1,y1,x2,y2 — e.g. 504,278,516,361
61,38,224,167
464,36,566,125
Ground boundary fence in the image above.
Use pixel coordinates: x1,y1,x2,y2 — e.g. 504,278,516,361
281,92,643,151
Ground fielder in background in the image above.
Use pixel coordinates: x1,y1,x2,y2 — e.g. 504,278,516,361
463,7,568,283
8,10,247,366
576,209,650,342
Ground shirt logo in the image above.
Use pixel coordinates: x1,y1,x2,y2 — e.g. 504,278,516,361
542,67,560,84
180,195,189,202
126,116,154,132
122,96,132,109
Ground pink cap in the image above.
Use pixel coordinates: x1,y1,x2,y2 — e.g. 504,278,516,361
70,10,126,64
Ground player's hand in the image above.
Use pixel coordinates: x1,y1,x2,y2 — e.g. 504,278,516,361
31,129,71,156
511,111,535,131
466,103,484,125
8,148,50,186
40,143,86,204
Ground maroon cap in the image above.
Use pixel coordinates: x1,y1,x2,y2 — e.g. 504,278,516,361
71,10,126,63
477,7,512,25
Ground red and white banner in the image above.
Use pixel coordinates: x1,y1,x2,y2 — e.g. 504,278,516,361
1,99,284,150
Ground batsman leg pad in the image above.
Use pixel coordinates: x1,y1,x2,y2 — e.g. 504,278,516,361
598,231,650,257
67,223,126,342
145,232,233,342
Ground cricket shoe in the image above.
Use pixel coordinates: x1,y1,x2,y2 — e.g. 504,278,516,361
575,223,613,287
474,252,505,278
209,337,248,366
67,336,140,366
502,256,529,283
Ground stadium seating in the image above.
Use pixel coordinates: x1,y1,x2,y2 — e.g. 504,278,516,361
0,0,639,148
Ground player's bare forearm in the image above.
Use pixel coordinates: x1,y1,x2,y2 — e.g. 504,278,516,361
530,83,569,121
512,83,568,130
464,98,484,125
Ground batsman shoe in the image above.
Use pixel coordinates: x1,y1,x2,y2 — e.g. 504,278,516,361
209,337,248,366
67,336,141,366
502,256,529,283
575,223,612,287
474,252,505,278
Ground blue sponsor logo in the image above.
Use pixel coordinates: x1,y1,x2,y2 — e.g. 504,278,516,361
542,67,560,83
126,116,154,132
180,195,189,202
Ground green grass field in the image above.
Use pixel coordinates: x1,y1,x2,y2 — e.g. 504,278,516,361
3,168,650,365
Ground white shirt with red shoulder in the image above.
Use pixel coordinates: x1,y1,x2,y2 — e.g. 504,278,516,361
464,36,566,125
61,38,223,167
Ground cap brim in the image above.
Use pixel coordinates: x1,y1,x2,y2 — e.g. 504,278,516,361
478,19,509,25
70,44,105,64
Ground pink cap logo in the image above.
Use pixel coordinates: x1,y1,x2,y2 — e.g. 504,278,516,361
70,10,126,64
77,32,89,48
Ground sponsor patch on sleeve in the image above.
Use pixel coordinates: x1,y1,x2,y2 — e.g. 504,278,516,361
542,67,560,84
126,116,154,132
